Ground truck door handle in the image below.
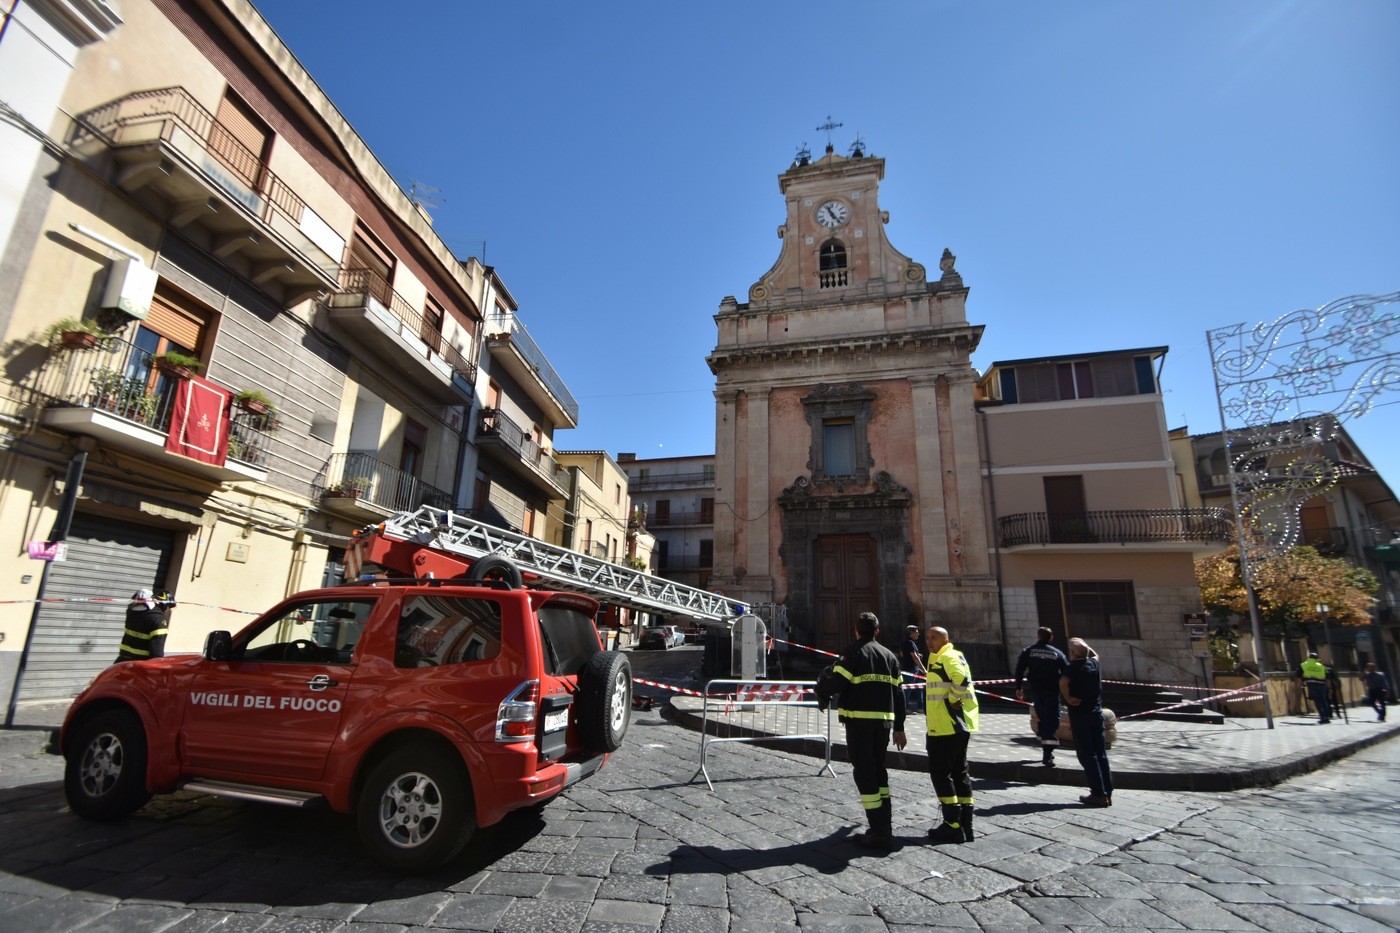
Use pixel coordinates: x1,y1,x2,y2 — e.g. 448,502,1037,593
307,674,338,691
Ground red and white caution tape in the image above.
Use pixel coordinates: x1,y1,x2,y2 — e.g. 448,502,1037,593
0,595,259,615
630,676,706,698
1117,681,1266,719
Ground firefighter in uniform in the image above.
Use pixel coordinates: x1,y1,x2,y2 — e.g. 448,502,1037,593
1298,652,1331,723
925,626,979,843
115,588,170,662
815,612,906,850
1014,627,1068,766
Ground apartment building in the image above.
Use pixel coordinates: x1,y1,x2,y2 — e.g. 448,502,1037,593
471,270,577,543
1176,417,1400,676
0,0,522,705
976,348,1234,684
618,453,716,591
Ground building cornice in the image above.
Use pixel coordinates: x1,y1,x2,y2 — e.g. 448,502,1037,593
707,324,984,373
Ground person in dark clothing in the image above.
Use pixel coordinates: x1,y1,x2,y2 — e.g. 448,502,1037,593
1364,663,1390,721
1060,637,1113,807
1014,626,1067,766
815,612,906,851
898,625,927,713
115,588,170,662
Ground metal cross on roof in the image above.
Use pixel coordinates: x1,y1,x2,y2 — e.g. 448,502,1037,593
817,116,843,148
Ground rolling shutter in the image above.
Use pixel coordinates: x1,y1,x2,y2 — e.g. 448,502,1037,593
18,515,174,701
147,285,207,351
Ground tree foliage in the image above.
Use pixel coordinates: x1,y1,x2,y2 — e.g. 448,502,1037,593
1196,545,1378,626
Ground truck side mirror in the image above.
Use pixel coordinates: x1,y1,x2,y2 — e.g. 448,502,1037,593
204,631,233,661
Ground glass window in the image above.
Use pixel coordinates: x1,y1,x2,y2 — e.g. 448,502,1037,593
240,598,378,663
1063,582,1138,640
396,595,502,668
537,600,601,676
823,419,856,475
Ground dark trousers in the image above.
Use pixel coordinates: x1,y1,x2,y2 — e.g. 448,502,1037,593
1069,709,1113,799
1305,681,1330,722
845,720,892,813
1369,688,1388,721
903,671,925,711
1031,692,1061,743
926,731,972,804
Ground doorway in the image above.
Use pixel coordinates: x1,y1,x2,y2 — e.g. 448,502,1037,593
813,534,879,652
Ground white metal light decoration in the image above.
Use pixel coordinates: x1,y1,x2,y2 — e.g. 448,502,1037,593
1207,291,1400,556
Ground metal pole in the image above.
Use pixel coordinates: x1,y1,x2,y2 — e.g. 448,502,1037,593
5,451,87,728
1207,328,1274,728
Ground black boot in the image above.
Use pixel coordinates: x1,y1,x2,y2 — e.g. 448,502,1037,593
927,803,964,844
1042,745,1055,767
853,803,892,850
959,804,975,842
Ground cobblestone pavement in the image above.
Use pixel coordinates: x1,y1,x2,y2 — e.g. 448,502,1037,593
0,702,1397,931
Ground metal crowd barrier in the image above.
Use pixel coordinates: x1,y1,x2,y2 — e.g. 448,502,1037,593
691,678,835,791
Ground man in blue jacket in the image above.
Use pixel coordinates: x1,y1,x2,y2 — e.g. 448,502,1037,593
1014,627,1067,766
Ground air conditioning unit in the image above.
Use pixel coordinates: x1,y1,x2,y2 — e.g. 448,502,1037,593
99,257,157,321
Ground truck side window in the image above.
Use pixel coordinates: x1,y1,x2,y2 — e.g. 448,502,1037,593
240,598,376,663
396,596,502,668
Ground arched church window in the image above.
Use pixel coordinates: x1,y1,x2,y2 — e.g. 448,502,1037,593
819,240,846,271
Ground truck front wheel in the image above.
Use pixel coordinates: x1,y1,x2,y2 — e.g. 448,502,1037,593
64,709,152,821
357,746,475,873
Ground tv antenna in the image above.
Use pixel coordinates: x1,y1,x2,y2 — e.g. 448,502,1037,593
409,179,445,213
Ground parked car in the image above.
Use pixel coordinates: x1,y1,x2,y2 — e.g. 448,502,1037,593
639,625,684,650
60,558,632,873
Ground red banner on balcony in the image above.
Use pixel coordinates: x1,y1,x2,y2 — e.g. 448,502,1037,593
165,374,231,465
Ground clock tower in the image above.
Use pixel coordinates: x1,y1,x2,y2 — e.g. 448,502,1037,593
707,142,1000,662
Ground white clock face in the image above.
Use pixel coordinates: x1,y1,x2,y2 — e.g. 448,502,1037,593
815,200,849,228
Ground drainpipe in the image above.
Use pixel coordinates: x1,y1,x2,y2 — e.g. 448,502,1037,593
978,407,1010,670
6,450,86,728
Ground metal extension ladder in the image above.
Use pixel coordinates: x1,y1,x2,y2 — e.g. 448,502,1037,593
379,506,740,625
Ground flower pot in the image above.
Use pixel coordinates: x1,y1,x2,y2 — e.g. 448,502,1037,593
238,398,270,416
156,361,195,380
61,331,100,350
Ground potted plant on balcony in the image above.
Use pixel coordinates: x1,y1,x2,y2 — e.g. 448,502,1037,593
323,476,372,500
44,317,106,350
154,351,203,379
234,388,274,415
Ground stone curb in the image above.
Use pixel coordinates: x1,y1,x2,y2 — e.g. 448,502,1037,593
666,700,1400,793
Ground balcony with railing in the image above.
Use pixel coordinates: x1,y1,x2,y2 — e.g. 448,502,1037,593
74,87,342,305
314,451,452,520
628,471,715,490
1300,526,1349,557
327,267,477,400
485,314,579,428
997,509,1234,550
475,408,568,496
33,335,276,481
647,511,714,528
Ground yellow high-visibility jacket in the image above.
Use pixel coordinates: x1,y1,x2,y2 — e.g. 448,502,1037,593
926,643,979,736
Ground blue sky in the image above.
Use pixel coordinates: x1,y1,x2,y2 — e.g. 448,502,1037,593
255,1,1398,478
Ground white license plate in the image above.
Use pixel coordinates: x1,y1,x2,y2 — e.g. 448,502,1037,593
543,710,568,733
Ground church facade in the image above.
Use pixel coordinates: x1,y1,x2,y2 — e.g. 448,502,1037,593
706,145,1001,665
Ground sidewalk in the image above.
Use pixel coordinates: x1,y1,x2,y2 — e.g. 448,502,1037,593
669,694,1400,792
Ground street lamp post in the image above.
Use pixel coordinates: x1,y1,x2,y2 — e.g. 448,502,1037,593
1316,603,1335,669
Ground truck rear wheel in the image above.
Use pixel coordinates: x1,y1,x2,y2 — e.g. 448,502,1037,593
577,651,631,753
64,709,152,821
357,746,475,873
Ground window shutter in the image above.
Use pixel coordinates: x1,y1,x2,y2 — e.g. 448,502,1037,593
147,286,208,351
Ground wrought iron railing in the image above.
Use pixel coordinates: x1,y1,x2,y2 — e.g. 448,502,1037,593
628,471,715,489
75,87,339,279
485,314,578,424
316,451,452,513
997,509,1234,548
337,268,477,383
476,408,565,487
1300,526,1348,555
33,336,278,466
647,511,714,527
